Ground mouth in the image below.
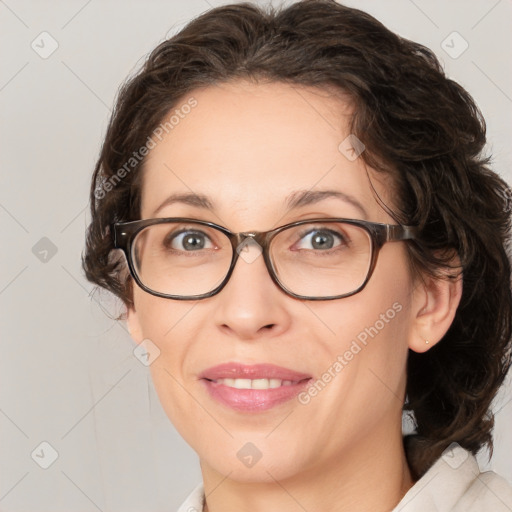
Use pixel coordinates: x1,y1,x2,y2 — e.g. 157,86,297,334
203,377,309,389
199,362,312,412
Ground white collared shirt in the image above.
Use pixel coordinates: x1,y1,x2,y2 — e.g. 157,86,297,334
176,445,512,511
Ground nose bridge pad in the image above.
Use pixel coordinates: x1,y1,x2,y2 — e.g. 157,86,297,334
235,233,264,265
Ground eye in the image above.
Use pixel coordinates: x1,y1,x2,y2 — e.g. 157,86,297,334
165,230,214,251
294,228,346,250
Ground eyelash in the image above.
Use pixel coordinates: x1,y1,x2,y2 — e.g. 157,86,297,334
161,225,349,251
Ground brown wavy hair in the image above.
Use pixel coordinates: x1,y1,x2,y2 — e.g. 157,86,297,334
82,0,512,476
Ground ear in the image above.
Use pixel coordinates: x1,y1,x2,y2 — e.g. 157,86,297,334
408,262,463,354
126,305,144,343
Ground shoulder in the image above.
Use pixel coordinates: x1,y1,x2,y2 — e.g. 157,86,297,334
394,443,512,511
452,470,512,512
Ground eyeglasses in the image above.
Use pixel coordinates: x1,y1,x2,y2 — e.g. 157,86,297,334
112,217,418,301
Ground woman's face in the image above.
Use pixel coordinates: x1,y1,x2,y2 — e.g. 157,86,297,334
127,80,417,482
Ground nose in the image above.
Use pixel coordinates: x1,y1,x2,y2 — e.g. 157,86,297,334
212,239,292,340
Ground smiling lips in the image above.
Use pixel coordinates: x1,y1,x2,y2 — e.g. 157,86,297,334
199,362,312,412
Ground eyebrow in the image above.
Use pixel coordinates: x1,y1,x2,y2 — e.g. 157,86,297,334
153,192,214,215
285,189,368,218
152,189,368,218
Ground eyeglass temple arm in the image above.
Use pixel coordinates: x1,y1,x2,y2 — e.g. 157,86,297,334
112,224,129,249
386,224,418,241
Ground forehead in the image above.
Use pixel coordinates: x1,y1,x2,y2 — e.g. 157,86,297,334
139,80,392,225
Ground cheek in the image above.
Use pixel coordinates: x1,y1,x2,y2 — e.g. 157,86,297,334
345,246,413,378
316,243,413,351
132,283,205,345
303,247,413,419
307,290,411,407
131,290,200,417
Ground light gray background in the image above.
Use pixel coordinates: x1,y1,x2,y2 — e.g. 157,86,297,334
1,0,511,510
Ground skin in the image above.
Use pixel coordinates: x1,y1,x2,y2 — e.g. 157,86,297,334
127,80,462,512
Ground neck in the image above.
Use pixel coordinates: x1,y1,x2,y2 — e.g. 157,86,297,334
200,427,413,512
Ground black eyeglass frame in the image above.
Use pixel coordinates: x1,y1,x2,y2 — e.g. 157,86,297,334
112,217,418,301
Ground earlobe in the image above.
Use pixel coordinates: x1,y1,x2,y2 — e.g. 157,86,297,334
408,268,463,354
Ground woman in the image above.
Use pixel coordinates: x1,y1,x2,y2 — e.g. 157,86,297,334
83,1,512,510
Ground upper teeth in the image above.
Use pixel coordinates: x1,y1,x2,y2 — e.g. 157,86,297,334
213,378,296,389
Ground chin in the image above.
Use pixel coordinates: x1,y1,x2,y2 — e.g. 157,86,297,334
201,446,308,484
